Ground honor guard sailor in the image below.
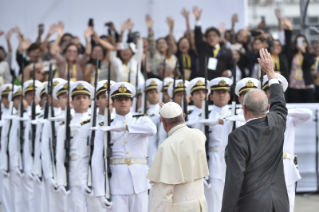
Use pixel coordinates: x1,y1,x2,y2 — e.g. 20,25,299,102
93,82,156,211
196,77,233,212
262,73,312,212
77,80,115,212
41,78,69,212
56,81,92,212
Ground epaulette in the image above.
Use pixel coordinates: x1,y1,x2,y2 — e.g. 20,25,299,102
36,113,40,116
198,110,211,117
99,119,114,126
188,110,193,114
80,118,91,126
133,114,148,118
150,114,155,117
38,115,43,118
60,121,65,126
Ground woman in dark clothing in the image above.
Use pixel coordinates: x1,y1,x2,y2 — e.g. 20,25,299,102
287,35,315,103
231,49,249,82
175,37,197,80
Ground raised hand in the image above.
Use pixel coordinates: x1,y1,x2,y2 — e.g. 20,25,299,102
218,23,226,35
56,22,64,37
275,9,281,20
166,17,174,30
22,39,32,50
84,27,94,39
282,17,293,30
48,24,57,36
231,14,238,24
6,29,14,40
145,15,154,29
126,18,134,32
0,31,4,36
257,48,275,79
181,8,189,19
192,6,202,21
120,21,127,32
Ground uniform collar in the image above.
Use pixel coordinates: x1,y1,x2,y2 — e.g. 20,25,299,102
114,112,133,122
97,114,104,123
73,111,90,119
193,106,201,113
212,104,228,112
168,123,186,136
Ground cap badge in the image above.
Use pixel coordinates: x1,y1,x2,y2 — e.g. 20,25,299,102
219,80,226,87
246,80,254,88
150,80,157,86
76,83,84,90
196,80,204,86
118,85,127,93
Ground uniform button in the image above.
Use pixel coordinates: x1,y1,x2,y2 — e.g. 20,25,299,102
125,130,127,133
125,141,128,144
211,127,213,129
220,112,222,115
124,121,126,124
126,151,129,154
113,138,116,140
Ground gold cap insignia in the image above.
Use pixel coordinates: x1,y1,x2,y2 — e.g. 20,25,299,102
103,82,109,88
177,81,184,88
76,83,84,90
4,87,11,92
246,80,254,88
27,83,34,88
219,80,226,87
17,88,21,93
196,80,204,86
150,80,157,86
64,84,68,89
118,85,127,93
53,81,59,87
167,81,172,87
44,83,48,88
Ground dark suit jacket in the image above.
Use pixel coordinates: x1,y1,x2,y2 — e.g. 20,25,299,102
221,83,289,212
195,26,234,80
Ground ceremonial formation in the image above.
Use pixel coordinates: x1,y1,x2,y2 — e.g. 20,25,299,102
0,4,317,212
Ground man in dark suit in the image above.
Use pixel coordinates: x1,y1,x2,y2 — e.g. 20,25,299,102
221,48,289,212
193,6,234,80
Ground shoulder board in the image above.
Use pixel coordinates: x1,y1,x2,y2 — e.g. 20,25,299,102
150,114,155,117
38,115,43,118
198,110,211,117
36,113,40,116
60,121,65,126
188,110,193,114
80,118,91,126
133,114,148,118
99,119,113,126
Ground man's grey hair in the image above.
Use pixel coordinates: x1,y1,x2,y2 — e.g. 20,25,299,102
243,89,268,116
161,113,184,125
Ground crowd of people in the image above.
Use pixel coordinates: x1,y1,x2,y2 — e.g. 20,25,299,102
1,7,319,102
0,5,316,212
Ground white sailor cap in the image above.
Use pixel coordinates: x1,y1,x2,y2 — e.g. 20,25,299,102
186,77,210,97
235,78,260,96
36,81,48,100
9,85,22,100
262,73,288,92
53,81,74,100
0,83,13,96
92,80,116,98
143,78,162,93
110,82,136,99
45,78,66,94
70,81,93,98
162,78,174,92
23,80,42,96
167,79,190,98
160,102,183,119
208,77,233,92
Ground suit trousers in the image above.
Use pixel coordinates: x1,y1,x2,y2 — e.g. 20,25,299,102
21,175,34,212
68,186,87,212
0,174,12,212
287,183,295,212
108,190,149,212
86,195,105,212
33,179,47,212
10,172,23,212
45,179,69,212
204,178,224,212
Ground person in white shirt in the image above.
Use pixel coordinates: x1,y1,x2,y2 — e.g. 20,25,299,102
262,73,312,212
41,78,69,212
196,77,233,212
76,80,115,212
56,81,92,212
93,82,156,211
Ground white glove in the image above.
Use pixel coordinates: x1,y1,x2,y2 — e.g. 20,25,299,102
225,115,246,122
81,184,93,197
1,169,10,177
26,171,34,180
203,177,211,189
89,126,99,131
185,120,197,127
198,119,219,126
16,116,29,121
49,115,64,122
49,178,58,192
34,175,41,184
98,196,113,209
15,168,24,177
57,186,71,196
101,125,126,132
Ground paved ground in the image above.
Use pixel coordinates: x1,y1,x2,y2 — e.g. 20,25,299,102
295,193,319,212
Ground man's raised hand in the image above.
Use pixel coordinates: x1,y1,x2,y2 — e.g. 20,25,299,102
257,48,276,80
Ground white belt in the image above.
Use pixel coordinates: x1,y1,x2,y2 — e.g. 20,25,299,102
209,146,219,152
283,152,294,160
70,154,79,161
110,158,148,166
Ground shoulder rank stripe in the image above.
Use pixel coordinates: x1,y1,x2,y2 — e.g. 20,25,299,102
188,110,193,114
133,114,148,118
60,121,65,126
80,119,91,126
99,119,114,126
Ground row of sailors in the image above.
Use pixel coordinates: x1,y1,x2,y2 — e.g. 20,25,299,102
0,73,312,212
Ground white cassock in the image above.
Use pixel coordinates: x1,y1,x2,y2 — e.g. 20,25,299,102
0,107,13,212
32,112,48,212
9,112,29,212
284,108,312,212
93,112,156,212
77,114,106,212
56,112,91,212
195,105,231,212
